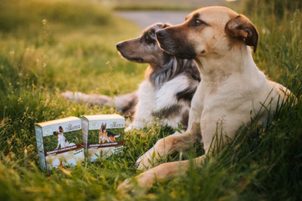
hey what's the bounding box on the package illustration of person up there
[54,126,75,150]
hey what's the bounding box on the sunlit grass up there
[0,0,301,200]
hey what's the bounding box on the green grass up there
[0,0,302,200]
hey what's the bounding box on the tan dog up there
[118,6,292,192]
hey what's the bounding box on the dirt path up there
[116,11,188,28]
[115,0,239,28]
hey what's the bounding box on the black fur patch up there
[152,105,181,118]
[150,56,200,88]
[183,60,201,82]
[176,86,197,102]
[181,111,189,128]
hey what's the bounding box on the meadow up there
[0,0,301,200]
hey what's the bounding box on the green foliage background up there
[0,0,301,200]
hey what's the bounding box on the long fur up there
[150,57,199,88]
[62,23,200,131]
[129,58,199,130]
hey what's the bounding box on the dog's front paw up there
[117,172,155,195]
[117,178,134,194]
[136,149,156,171]
[117,178,146,196]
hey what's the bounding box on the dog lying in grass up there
[62,23,200,131]
[117,6,293,192]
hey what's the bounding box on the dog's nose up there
[116,42,123,50]
[156,30,166,40]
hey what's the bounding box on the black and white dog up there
[62,23,200,131]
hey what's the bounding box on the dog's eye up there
[144,34,155,44]
[192,19,205,27]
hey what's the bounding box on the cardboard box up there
[35,117,84,170]
[82,114,125,162]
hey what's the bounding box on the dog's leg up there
[61,91,137,114]
[135,107,202,170]
[118,156,205,193]
[119,111,242,193]
[118,83,204,192]
[113,92,137,115]
[136,83,204,170]
[136,131,199,170]
[62,91,113,106]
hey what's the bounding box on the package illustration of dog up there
[82,114,125,162]
[98,123,110,144]
[62,23,201,131]
[35,117,84,170]
[98,123,120,144]
[53,126,76,150]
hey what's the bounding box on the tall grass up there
[0,0,112,32]
[0,0,142,159]
[245,0,302,18]
[0,0,301,200]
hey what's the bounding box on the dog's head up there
[156,6,258,60]
[116,23,171,65]
[100,123,106,132]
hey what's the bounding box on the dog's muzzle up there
[116,42,124,51]
[116,42,144,63]
[156,30,196,59]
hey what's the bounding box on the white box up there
[81,114,125,162]
[35,117,84,170]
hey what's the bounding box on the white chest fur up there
[126,74,192,130]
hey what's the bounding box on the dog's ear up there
[225,15,258,52]
[151,23,171,39]
[162,23,171,28]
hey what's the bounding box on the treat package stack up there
[35,117,84,170]
[81,114,125,162]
